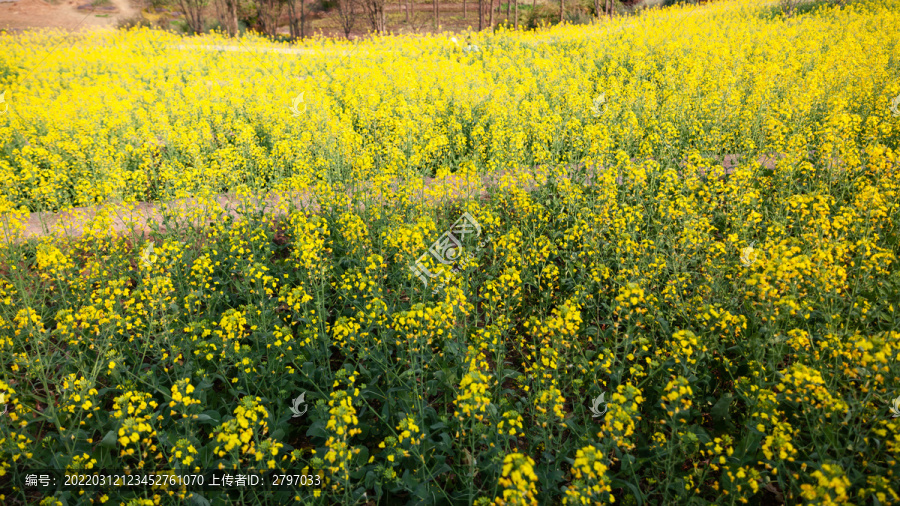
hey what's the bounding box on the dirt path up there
[109,0,134,18]
[2,153,788,245]
[168,43,368,55]
[0,0,135,32]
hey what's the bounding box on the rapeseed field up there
[1,0,900,504]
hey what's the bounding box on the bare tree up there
[463,0,467,19]
[178,0,207,33]
[255,0,284,37]
[336,0,355,38]
[286,0,306,39]
[215,0,239,36]
[433,0,438,31]
[514,0,517,28]
[479,0,484,30]
[559,0,564,24]
[488,0,494,28]
[362,0,386,32]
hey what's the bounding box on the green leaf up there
[611,478,644,506]
[196,410,221,425]
[99,430,117,449]
[711,393,733,422]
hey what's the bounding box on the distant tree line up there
[141,0,659,40]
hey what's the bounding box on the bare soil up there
[0,0,136,31]
[3,154,790,244]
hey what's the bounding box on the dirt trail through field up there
[1,153,792,245]
[109,0,134,18]
[0,0,134,31]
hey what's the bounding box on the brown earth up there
[2,153,792,245]
[0,0,136,32]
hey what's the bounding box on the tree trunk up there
[478,0,483,30]
[364,0,385,33]
[488,0,494,29]
[287,0,297,38]
[559,0,564,24]
[257,0,283,37]
[594,0,599,18]
[228,0,239,36]
[338,0,355,38]
[463,0,467,19]
[301,0,305,37]
[433,0,438,31]
[179,0,204,33]
[514,0,517,28]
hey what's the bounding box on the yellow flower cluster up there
[777,363,849,415]
[396,416,423,447]
[493,451,539,506]
[660,376,693,422]
[454,350,494,426]
[391,301,455,351]
[722,465,762,503]
[761,420,798,462]
[255,438,284,469]
[0,380,31,478]
[337,211,369,256]
[172,438,199,469]
[168,378,201,416]
[211,396,269,461]
[533,386,566,427]
[67,453,98,471]
[58,374,99,416]
[112,391,158,461]
[214,308,249,357]
[496,410,524,438]
[597,383,643,454]
[799,463,851,505]
[563,445,614,505]
[290,213,332,276]
[316,372,363,491]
